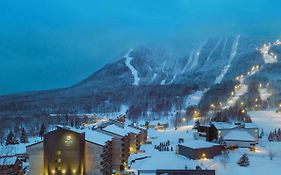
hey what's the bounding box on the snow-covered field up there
[249,110,281,134]
[130,118,281,175]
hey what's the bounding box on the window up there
[56,150,62,155]
[57,158,61,163]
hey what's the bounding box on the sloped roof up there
[56,125,85,134]
[224,130,255,141]
[0,157,18,166]
[125,126,141,134]
[211,122,258,130]
[57,125,113,146]
[85,129,113,146]
[102,124,130,136]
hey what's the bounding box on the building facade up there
[44,127,85,175]
[177,140,222,160]
[94,125,130,173]
[27,126,114,175]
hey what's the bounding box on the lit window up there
[57,158,61,163]
[56,150,61,155]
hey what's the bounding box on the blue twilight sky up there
[0,0,281,95]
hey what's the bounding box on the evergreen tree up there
[39,123,46,139]
[237,154,250,167]
[6,131,16,145]
[268,132,274,141]
[20,128,28,143]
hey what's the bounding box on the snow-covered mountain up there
[0,36,280,119]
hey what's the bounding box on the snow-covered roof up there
[57,125,113,146]
[179,140,219,149]
[243,123,258,129]
[126,126,141,134]
[102,124,130,136]
[85,129,113,146]
[211,122,236,129]
[224,130,255,142]
[0,145,26,156]
[56,125,85,134]
[211,122,258,130]
[0,157,18,166]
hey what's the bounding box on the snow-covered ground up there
[130,118,281,175]
[259,87,272,101]
[226,65,260,107]
[125,49,140,86]
[185,89,208,108]
[249,110,281,134]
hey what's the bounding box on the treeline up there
[268,129,281,142]
[0,84,197,120]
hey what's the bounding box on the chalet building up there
[176,140,222,160]
[26,125,113,175]
[197,122,259,148]
[0,156,23,175]
[0,145,28,163]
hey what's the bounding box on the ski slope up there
[125,49,140,86]
[249,111,281,133]
[185,89,208,108]
[215,35,240,84]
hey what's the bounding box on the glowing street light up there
[241,109,246,114]
[182,118,186,122]
[256,65,260,69]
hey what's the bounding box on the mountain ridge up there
[0,36,280,119]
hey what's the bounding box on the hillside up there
[0,36,280,120]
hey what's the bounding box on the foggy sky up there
[1,0,281,95]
